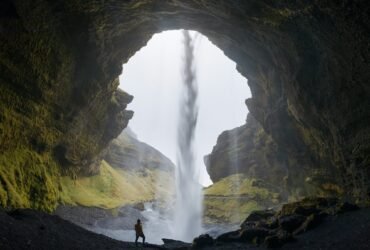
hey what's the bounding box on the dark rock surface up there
[205,113,297,200]
[241,210,276,229]
[162,239,191,249]
[215,197,368,248]
[192,234,214,248]
[1,200,370,250]
[205,112,341,201]
[280,208,370,250]
[0,209,162,250]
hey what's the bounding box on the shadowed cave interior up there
[0,0,369,249]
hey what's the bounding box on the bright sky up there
[119,30,251,186]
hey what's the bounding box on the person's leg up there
[142,234,145,244]
[135,235,139,246]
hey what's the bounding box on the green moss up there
[59,160,174,209]
[0,148,60,212]
[204,197,262,224]
[204,174,280,224]
[204,174,274,199]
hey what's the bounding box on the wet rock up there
[216,230,241,242]
[239,228,271,242]
[294,213,327,235]
[278,214,306,232]
[162,239,190,249]
[337,202,360,213]
[280,197,339,216]
[264,231,294,248]
[241,210,276,229]
[192,234,214,248]
[217,200,369,249]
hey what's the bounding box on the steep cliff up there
[59,128,175,209]
[0,0,369,210]
[205,113,337,200]
[105,128,174,172]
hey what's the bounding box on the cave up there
[0,1,369,249]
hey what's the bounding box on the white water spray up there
[174,30,203,242]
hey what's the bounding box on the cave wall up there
[205,113,338,201]
[0,0,369,209]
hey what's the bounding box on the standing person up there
[134,219,145,246]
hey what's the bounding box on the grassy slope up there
[203,174,280,224]
[59,160,174,209]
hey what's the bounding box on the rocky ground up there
[1,198,369,250]
[0,209,157,250]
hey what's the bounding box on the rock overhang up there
[0,0,369,208]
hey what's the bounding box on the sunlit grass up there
[203,174,280,224]
[60,160,174,209]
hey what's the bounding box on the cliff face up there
[0,0,369,209]
[60,128,175,209]
[105,128,174,172]
[205,113,337,200]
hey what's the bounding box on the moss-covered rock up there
[203,174,281,224]
[0,148,60,212]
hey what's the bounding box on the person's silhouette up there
[134,219,145,246]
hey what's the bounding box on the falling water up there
[174,30,203,241]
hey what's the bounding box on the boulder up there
[241,210,276,229]
[216,230,241,243]
[162,238,191,249]
[264,231,294,248]
[278,214,306,233]
[337,202,360,213]
[239,228,271,242]
[280,197,340,217]
[192,234,214,248]
[293,213,327,235]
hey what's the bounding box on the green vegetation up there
[0,148,60,212]
[0,85,62,212]
[203,174,280,224]
[205,174,277,199]
[60,160,174,209]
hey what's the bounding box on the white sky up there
[119,30,251,186]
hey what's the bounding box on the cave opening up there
[103,30,252,243]
[1,1,369,248]
[119,30,251,186]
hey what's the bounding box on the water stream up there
[173,30,203,242]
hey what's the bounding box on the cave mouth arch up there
[0,1,367,215]
[118,29,252,186]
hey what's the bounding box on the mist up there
[119,30,251,186]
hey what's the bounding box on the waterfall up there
[173,30,203,242]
